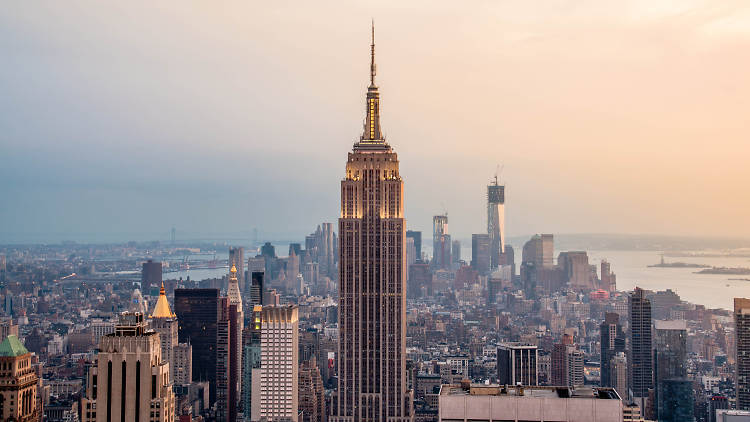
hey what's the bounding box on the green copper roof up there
[0,335,28,357]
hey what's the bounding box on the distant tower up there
[433,214,451,270]
[487,173,505,269]
[736,298,750,410]
[81,312,174,422]
[600,313,626,388]
[141,259,162,297]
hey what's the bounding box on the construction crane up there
[493,164,504,185]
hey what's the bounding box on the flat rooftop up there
[440,384,621,400]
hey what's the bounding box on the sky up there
[1,1,749,244]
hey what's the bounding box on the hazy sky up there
[2,1,749,243]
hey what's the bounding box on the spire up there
[360,20,384,144]
[230,263,238,281]
[370,19,376,87]
[151,281,175,318]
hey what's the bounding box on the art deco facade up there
[332,26,413,422]
[0,335,38,422]
[81,312,174,422]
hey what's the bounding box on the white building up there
[253,305,298,422]
[439,384,623,422]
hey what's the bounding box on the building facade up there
[497,343,538,386]
[629,287,653,404]
[257,305,299,422]
[736,298,750,410]
[332,25,413,422]
[487,179,505,270]
[81,312,174,422]
[0,335,38,422]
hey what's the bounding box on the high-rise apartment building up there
[141,259,162,297]
[629,287,653,406]
[471,234,491,276]
[81,312,174,422]
[497,343,538,386]
[600,313,626,388]
[256,305,299,422]
[175,288,219,404]
[487,178,505,269]
[0,335,38,422]
[332,25,413,421]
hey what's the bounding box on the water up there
[588,250,750,310]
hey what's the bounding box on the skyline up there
[3,1,750,244]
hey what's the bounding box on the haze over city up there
[3,1,750,243]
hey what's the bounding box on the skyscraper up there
[141,259,162,297]
[249,271,264,306]
[629,287,653,405]
[81,312,174,422]
[736,298,750,410]
[600,312,626,388]
[451,239,461,265]
[227,265,244,406]
[653,319,690,421]
[406,230,422,262]
[432,214,451,270]
[256,305,299,422]
[332,24,413,421]
[150,282,181,386]
[487,177,505,270]
[229,246,245,292]
[471,234,491,276]
[174,288,219,403]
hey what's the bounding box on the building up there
[255,305,299,422]
[629,287,653,404]
[332,25,413,422]
[438,384,623,422]
[433,215,451,271]
[298,359,325,422]
[600,312,625,388]
[520,234,554,298]
[406,231,422,262]
[174,288,219,404]
[173,342,192,385]
[408,263,432,299]
[551,335,583,388]
[497,343,538,386]
[242,305,262,420]
[736,298,750,410]
[451,240,461,265]
[487,178,505,270]
[557,251,593,290]
[229,247,245,292]
[471,234,491,276]
[249,272,265,307]
[216,296,239,422]
[653,319,689,421]
[0,319,19,343]
[141,259,162,297]
[710,395,729,422]
[227,265,244,405]
[601,260,617,292]
[0,335,38,422]
[610,352,628,399]
[716,410,750,421]
[81,312,174,422]
[150,282,180,386]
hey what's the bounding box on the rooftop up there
[0,335,29,357]
[440,384,621,401]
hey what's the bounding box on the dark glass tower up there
[174,288,219,403]
[629,287,653,401]
[332,24,413,422]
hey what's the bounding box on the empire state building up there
[332,25,413,422]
